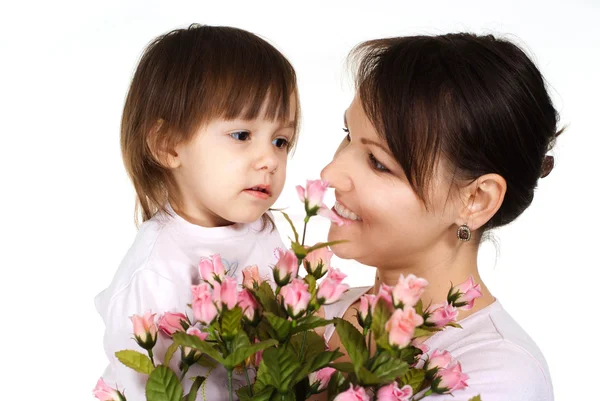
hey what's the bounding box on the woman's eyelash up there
[369,153,389,172]
[343,127,350,141]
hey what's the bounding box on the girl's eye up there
[230,131,250,141]
[343,127,350,142]
[369,153,389,172]
[272,137,289,149]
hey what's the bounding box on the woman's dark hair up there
[350,33,562,231]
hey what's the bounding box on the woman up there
[320,33,558,400]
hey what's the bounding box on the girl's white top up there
[95,205,285,401]
[323,286,553,401]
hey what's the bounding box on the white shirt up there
[324,287,553,401]
[95,206,285,401]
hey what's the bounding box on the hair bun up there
[540,155,554,178]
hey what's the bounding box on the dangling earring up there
[457,224,471,242]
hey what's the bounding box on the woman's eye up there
[272,137,289,149]
[230,131,250,141]
[369,153,389,172]
[343,127,350,142]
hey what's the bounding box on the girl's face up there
[170,99,296,227]
[321,96,462,269]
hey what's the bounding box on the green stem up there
[243,364,253,397]
[227,369,233,401]
[413,389,433,401]
[180,364,189,381]
[301,216,309,246]
[367,330,372,357]
[148,349,155,366]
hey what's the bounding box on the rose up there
[213,276,238,311]
[191,283,218,324]
[425,349,455,374]
[308,367,336,392]
[242,264,261,289]
[273,248,299,286]
[449,276,483,310]
[317,267,349,304]
[376,381,413,401]
[280,278,311,318]
[391,274,428,308]
[332,384,370,401]
[158,312,189,336]
[130,311,158,350]
[426,303,458,327]
[182,326,209,364]
[376,283,395,311]
[304,246,333,279]
[432,362,469,394]
[198,254,226,286]
[92,378,126,401]
[385,306,424,348]
[297,179,328,213]
[357,294,377,329]
[238,289,260,324]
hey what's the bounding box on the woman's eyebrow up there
[361,138,393,157]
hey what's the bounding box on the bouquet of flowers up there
[94,180,482,401]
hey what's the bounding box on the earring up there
[457,224,472,242]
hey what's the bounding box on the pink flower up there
[214,276,238,310]
[308,367,336,392]
[297,179,328,212]
[192,283,218,324]
[238,289,260,323]
[93,378,126,401]
[130,311,158,350]
[385,306,424,348]
[303,246,334,278]
[273,248,299,286]
[426,349,455,371]
[157,312,188,337]
[280,278,311,318]
[426,303,458,327]
[411,339,430,354]
[376,283,395,312]
[451,276,483,310]
[376,381,413,401]
[332,384,370,401]
[317,206,347,226]
[358,294,377,328]
[198,254,226,286]
[181,326,209,364]
[391,274,428,308]
[317,267,349,304]
[242,265,261,289]
[432,362,469,394]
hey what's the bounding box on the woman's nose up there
[320,153,353,192]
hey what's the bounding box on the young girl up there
[95,24,299,400]
[319,33,560,400]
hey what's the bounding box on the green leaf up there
[221,307,243,339]
[327,371,348,400]
[468,396,482,401]
[291,331,326,363]
[265,312,292,341]
[293,349,344,385]
[182,376,205,401]
[257,346,301,393]
[291,316,332,335]
[413,326,441,339]
[414,300,424,315]
[255,282,283,316]
[163,341,179,367]
[370,352,409,382]
[371,299,392,349]
[334,318,368,374]
[279,211,299,243]
[145,365,183,401]
[304,274,317,296]
[357,366,385,386]
[224,338,278,369]
[329,362,355,373]
[173,332,224,364]
[400,369,426,394]
[115,350,154,375]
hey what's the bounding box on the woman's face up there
[320,96,461,269]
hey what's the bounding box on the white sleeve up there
[423,341,553,401]
[99,270,188,401]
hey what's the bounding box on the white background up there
[1,0,599,399]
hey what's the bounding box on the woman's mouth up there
[333,201,362,221]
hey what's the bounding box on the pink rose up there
[297,179,328,211]
[376,284,395,312]
[92,378,126,401]
[273,248,299,286]
[238,289,260,323]
[198,254,226,286]
[332,384,370,401]
[376,381,413,401]
[432,362,469,394]
[280,278,311,318]
[242,265,261,289]
[411,339,430,354]
[213,276,238,311]
[182,326,209,361]
[426,349,455,371]
[308,367,336,392]
[158,312,189,337]
[304,246,334,278]
[391,274,428,308]
[426,303,458,327]
[451,276,483,310]
[130,311,158,350]
[192,283,218,324]
[317,206,347,226]
[358,294,377,328]
[385,306,424,348]
[317,267,349,304]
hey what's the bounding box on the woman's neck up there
[371,242,496,320]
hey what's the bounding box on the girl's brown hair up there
[121,24,299,226]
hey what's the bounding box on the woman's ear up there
[146,119,181,169]
[456,174,507,231]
